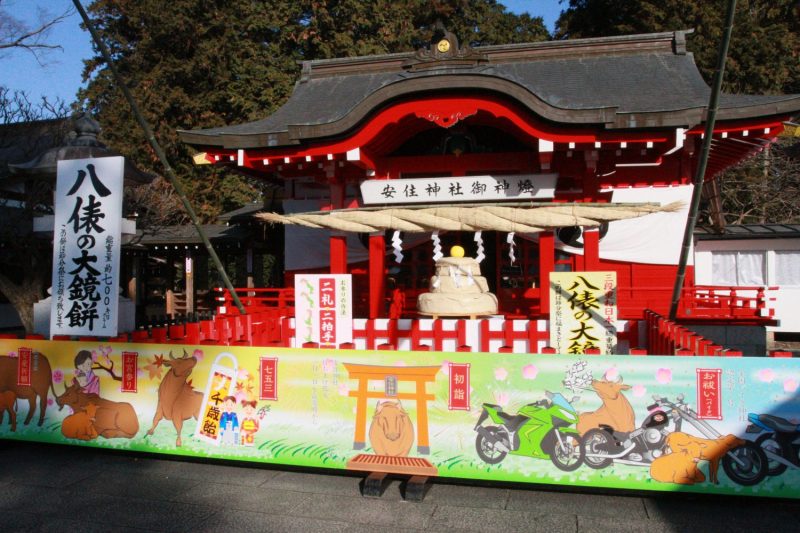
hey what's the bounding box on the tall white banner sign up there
[51,157,124,337]
[294,274,353,347]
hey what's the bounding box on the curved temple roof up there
[179,30,800,150]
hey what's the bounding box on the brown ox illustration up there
[56,383,139,438]
[369,401,414,457]
[146,350,203,447]
[577,378,635,436]
[61,402,99,441]
[650,431,746,485]
[0,390,17,432]
[0,354,56,426]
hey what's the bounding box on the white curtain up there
[775,251,800,286]
[556,185,693,265]
[736,252,765,286]
[712,252,737,285]
[712,251,765,286]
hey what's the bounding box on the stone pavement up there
[0,441,797,532]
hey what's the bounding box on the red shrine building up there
[179,30,800,355]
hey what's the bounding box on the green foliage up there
[556,0,800,224]
[79,1,548,225]
[555,0,800,95]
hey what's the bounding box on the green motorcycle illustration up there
[474,391,584,471]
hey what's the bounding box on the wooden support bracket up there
[360,471,390,498]
[402,475,431,502]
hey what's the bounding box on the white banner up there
[294,274,353,347]
[51,157,124,337]
[360,174,557,204]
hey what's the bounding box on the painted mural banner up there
[550,271,617,354]
[1,339,799,498]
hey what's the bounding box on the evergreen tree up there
[555,0,799,95]
[556,0,800,224]
[79,1,548,225]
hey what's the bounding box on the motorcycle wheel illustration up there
[581,428,614,469]
[475,426,508,464]
[755,433,789,476]
[721,442,769,486]
[549,431,584,471]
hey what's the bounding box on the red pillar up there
[329,179,347,274]
[330,234,347,274]
[584,228,600,271]
[369,233,386,319]
[539,231,555,315]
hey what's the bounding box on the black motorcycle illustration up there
[746,412,800,476]
[582,405,670,468]
[583,394,768,486]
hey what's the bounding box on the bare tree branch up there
[0,3,73,64]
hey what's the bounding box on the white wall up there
[694,237,800,333]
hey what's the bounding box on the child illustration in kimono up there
[219,396,240,445]
[240,400,260,446]
[73,350,100,395]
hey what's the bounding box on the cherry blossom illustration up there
[655,368,672,384]
[522,364,538,380]
[757,368,775,383]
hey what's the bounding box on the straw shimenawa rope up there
[257,202,684,233]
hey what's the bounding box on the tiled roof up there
[134,224,252,246]
[180,31,800,149]
[695,224,800,240]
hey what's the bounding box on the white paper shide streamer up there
[506,232,516,265]
[474,231,485,263]
[432,230,443,262]
[391,230,403,263]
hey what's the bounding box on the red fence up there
[645,309,743,356]
[678,285,776,322]
[213,287,295,316]
[210,284,774,325]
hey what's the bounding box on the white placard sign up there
[51,157,124,337]
[360,174,557,205]
[294,274,353,347]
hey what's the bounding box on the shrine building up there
[178,30,800,355]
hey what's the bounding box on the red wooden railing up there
[18,311,792,357]
[677,285,776,322]
[213,287,295,316]
[645,309,742,356]
[211,283,774,325]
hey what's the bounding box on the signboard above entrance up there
[360,174,558,205]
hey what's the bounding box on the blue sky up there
[2,0,564,107]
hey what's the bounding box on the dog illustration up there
[369,400,414,457]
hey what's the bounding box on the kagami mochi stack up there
[417,246,498,317]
